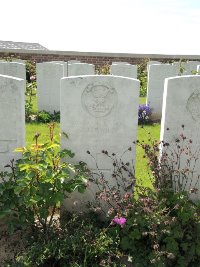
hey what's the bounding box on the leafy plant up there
[7,212,124,267]
[86,148,135,218]
[115,188,200,267]
[137,59,149,97]
[25,80,37,122]
[37,110,60,123]
[25,60,36,82]
[87,128,200,266]
[0,123,89,235]
[2,125,200,267]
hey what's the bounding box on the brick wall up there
[0,49,200,67]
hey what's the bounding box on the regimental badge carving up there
[81,83,118,117]
[186,90,200,121]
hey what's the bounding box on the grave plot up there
[60,75,139,212]
[160,75,200,201]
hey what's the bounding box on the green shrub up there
[37,110,60,123]
[138,60,148,97]
[36,110,51,123]
[25,81,37,122]
[115,189,200,266]
[9,213,123,267]
[2,126,200,267]
[25,60,36,77]
[0,124,88,235]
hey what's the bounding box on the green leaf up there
[60,149,75,158]
[130,229,141,240]
[0,208,12,218]
[121,237,132,250]
[78,185,86,193]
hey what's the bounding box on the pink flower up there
[111,217,127,227]
[30,75,36,81]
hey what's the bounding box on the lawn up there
[135,123,160,187]
[139,96,146,104]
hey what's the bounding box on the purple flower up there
[138,103,152,124]
[111,217,127,227]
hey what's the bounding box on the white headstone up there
[110,63,137,79]
[61,75,139,212]
[36,62,64,113]
[146,64,179,120]
[160,75,200,200]
[147,61,161,71]
[0,62,26,81]
[0,75,25,171]
[64,63,95,77]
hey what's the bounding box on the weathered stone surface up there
[0,62,26,81]
[0,75,25,171]
[160,75,200,200]
[110,63,137,78]
[146,64,179,120]
[60,75,139,212]
[64,63,95,77]
[147,61,161,71]
[36,62,64,113]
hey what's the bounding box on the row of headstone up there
[36,61,137,113]
[147,61,200,120]
[61,73,200,211]
[36,62,96,113]
[0,72,140,213]
[0,68,200,209]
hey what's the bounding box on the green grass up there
[135,123,160,187]
[139,97,146,104]
[26,123,60,147]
